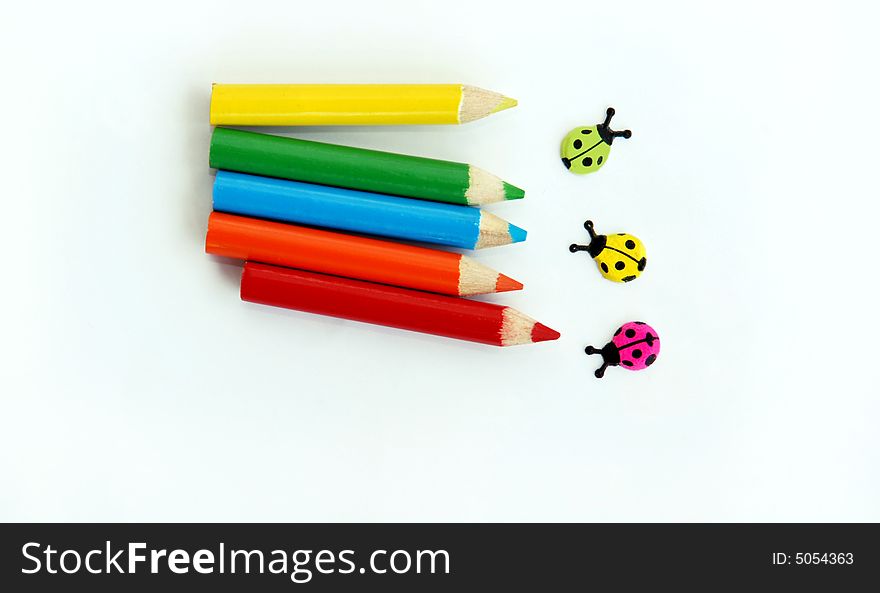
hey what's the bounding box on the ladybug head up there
[584,341,621,379]
[596,107,632,145]
[569,220,607,258]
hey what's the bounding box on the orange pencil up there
[205,212,523,296]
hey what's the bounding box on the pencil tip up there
[531,323,561,343]
[495,274,524,293]
[502,181,525,201]
[507,223,527,244]
[491,96,518,114]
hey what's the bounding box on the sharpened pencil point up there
[507,223,528,244]
[495,274,524,293]
[531,323,561,343]
[491,96,518,114]
[502,181,525,201]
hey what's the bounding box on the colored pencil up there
[209,84,517,126]
[206,212,523,296]
[240,263,560,347]
[209,128,524,206]
[212,171,527,250]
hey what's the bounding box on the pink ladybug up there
[585,321,660,378]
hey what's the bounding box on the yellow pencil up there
[209,84,518,126]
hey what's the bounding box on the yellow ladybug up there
[569,220,647,283]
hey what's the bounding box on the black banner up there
[1,524,876,590]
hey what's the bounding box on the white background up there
[2,0,878,521]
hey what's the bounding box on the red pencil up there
[241,263,560,347]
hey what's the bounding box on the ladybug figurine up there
[570,220,647,283]
[585,321,660,378]
[560,107,631,174]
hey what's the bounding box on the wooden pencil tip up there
[531,323,561,343]
[491,96,518,114]
[460,87,518,123]
[495,274,523,293]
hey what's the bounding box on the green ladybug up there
[561,107,632,174]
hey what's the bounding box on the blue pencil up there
[212,171,526,250]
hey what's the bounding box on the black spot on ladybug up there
[622,360,634,367]
[615,261,625,271]
[562,157,571,169]
[581,129,592,134]
[582,157,592,166]
[622,275,636,282]
[632,349,642,359]
[573,139,582,149]
[645,333,655,345]
[635,321,645,325]
[645,354,656,366]
[618,233,626,236]
[638,257,647,271]
[625,240,636,249]
[597,155,603,165]
[625,329,636,338]
[614,327,622,336]
[601,262,609,273]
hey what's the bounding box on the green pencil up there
[209,128,525,206]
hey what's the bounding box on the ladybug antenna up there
[568,220,597,253]
[602,107,616,128]
[569,220,606,257]
[584,345,609,379]
[583,219,598,239]
[599,107,632,144]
